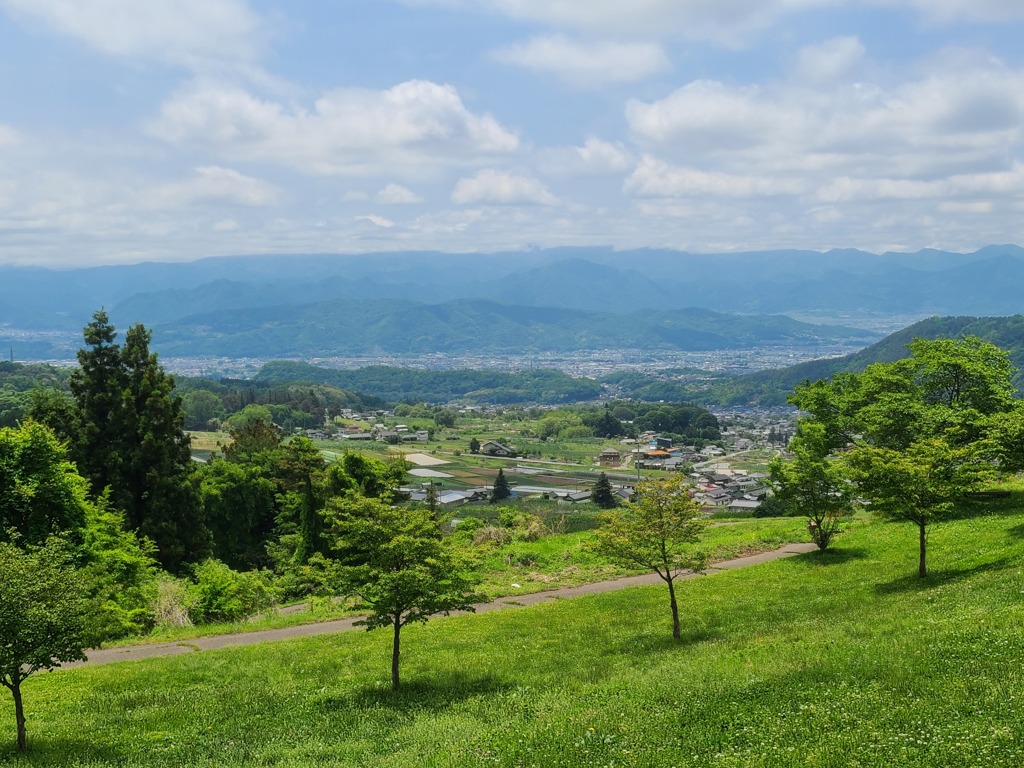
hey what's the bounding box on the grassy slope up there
[5,503,1024,766]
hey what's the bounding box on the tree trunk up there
[12,679,26,753]
[391,617,402,691]
[667,576,681,640]
[918,520,928,578]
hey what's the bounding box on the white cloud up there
[150,79,519,176]
[625,58,1024,180]
[376,183,424,204]
[874,0,1024,23]
[356,214,395,228]
[146,166,280,208]
[492,35,669,87]
[575,137,632,173]
[0,0,264,67]
[403,0,834,45]
[795,36,865,83]
[0,124,19,149]
[625,156,806,198]
[451,169,558,205]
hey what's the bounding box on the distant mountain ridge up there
[708,315,1024,405]
[2,245,1023,334]
[149,299,875,357]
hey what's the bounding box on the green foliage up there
[468,436,480,454]
[0,420,89,545]
[491,468,511,502]
[200,460,279,571]
[78,499,160,643]
[595,475,707,639]
[591,472,617,509]
[62,311,209,572]
[255,362,603,405]
[769,420,853,549]
[10,502,1024,765]
[328,497,482,689]
[846,438,995,577]
[0,537,88,752]
[186,560,277,625]
[789,336,1016,575]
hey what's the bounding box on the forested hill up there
[255,363,603,404]
[148,299,872,358]
[706,315,1024,405]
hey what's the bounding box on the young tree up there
[328,498,481,690]
[424,481,439,517]
[491,468,511,502]
[591,472,617,509]
[846,438,994,577]
[0,539,88,753]
[594,476,707,639]
[769,420,853,550]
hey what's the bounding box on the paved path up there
[74,542,818,668]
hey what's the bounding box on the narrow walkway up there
[74,542,818,668]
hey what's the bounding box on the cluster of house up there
[597,434,727,472]
[304,423,430,443]
[689,469,769,513]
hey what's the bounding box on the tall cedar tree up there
[491,467,511,502]
[591,472,618,508]
[69,311,209,572]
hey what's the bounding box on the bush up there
[152,576,193,629]
[187,560,277,624]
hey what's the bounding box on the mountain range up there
[2,245,1023,359]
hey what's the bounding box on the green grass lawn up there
[6,506,1024,766]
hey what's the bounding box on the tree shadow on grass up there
[874,556,1014,595]
[324,674,511,713]
[1006,523,1024,540]
[794,547,871,567]
[606,625,724,659]
[0,737,129,766]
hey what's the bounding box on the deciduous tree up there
[0,539,88,753]
[846,438,994,577]
[769,420,852,550]
[594,476,707,639]
[329,498,481,690]
[0,421,89,545]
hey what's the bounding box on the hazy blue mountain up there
[149,298,877,357]
[3,245,1023,350]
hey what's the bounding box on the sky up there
[2,1,1024,267]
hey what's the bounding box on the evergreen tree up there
[469,437,481,454]
[592,472,617,509]
[61,311,209,572]
[491,468,511,502]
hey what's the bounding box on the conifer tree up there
[491,467,511,502]
[62,310,209,572]
[592,471,617,509]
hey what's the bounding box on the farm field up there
[5,490,1023,766]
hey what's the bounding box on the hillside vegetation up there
[6,496,1024,766]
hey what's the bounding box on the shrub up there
[152,576,193,629]
[187,560,277,624]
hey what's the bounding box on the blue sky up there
[2,0,1024,266]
